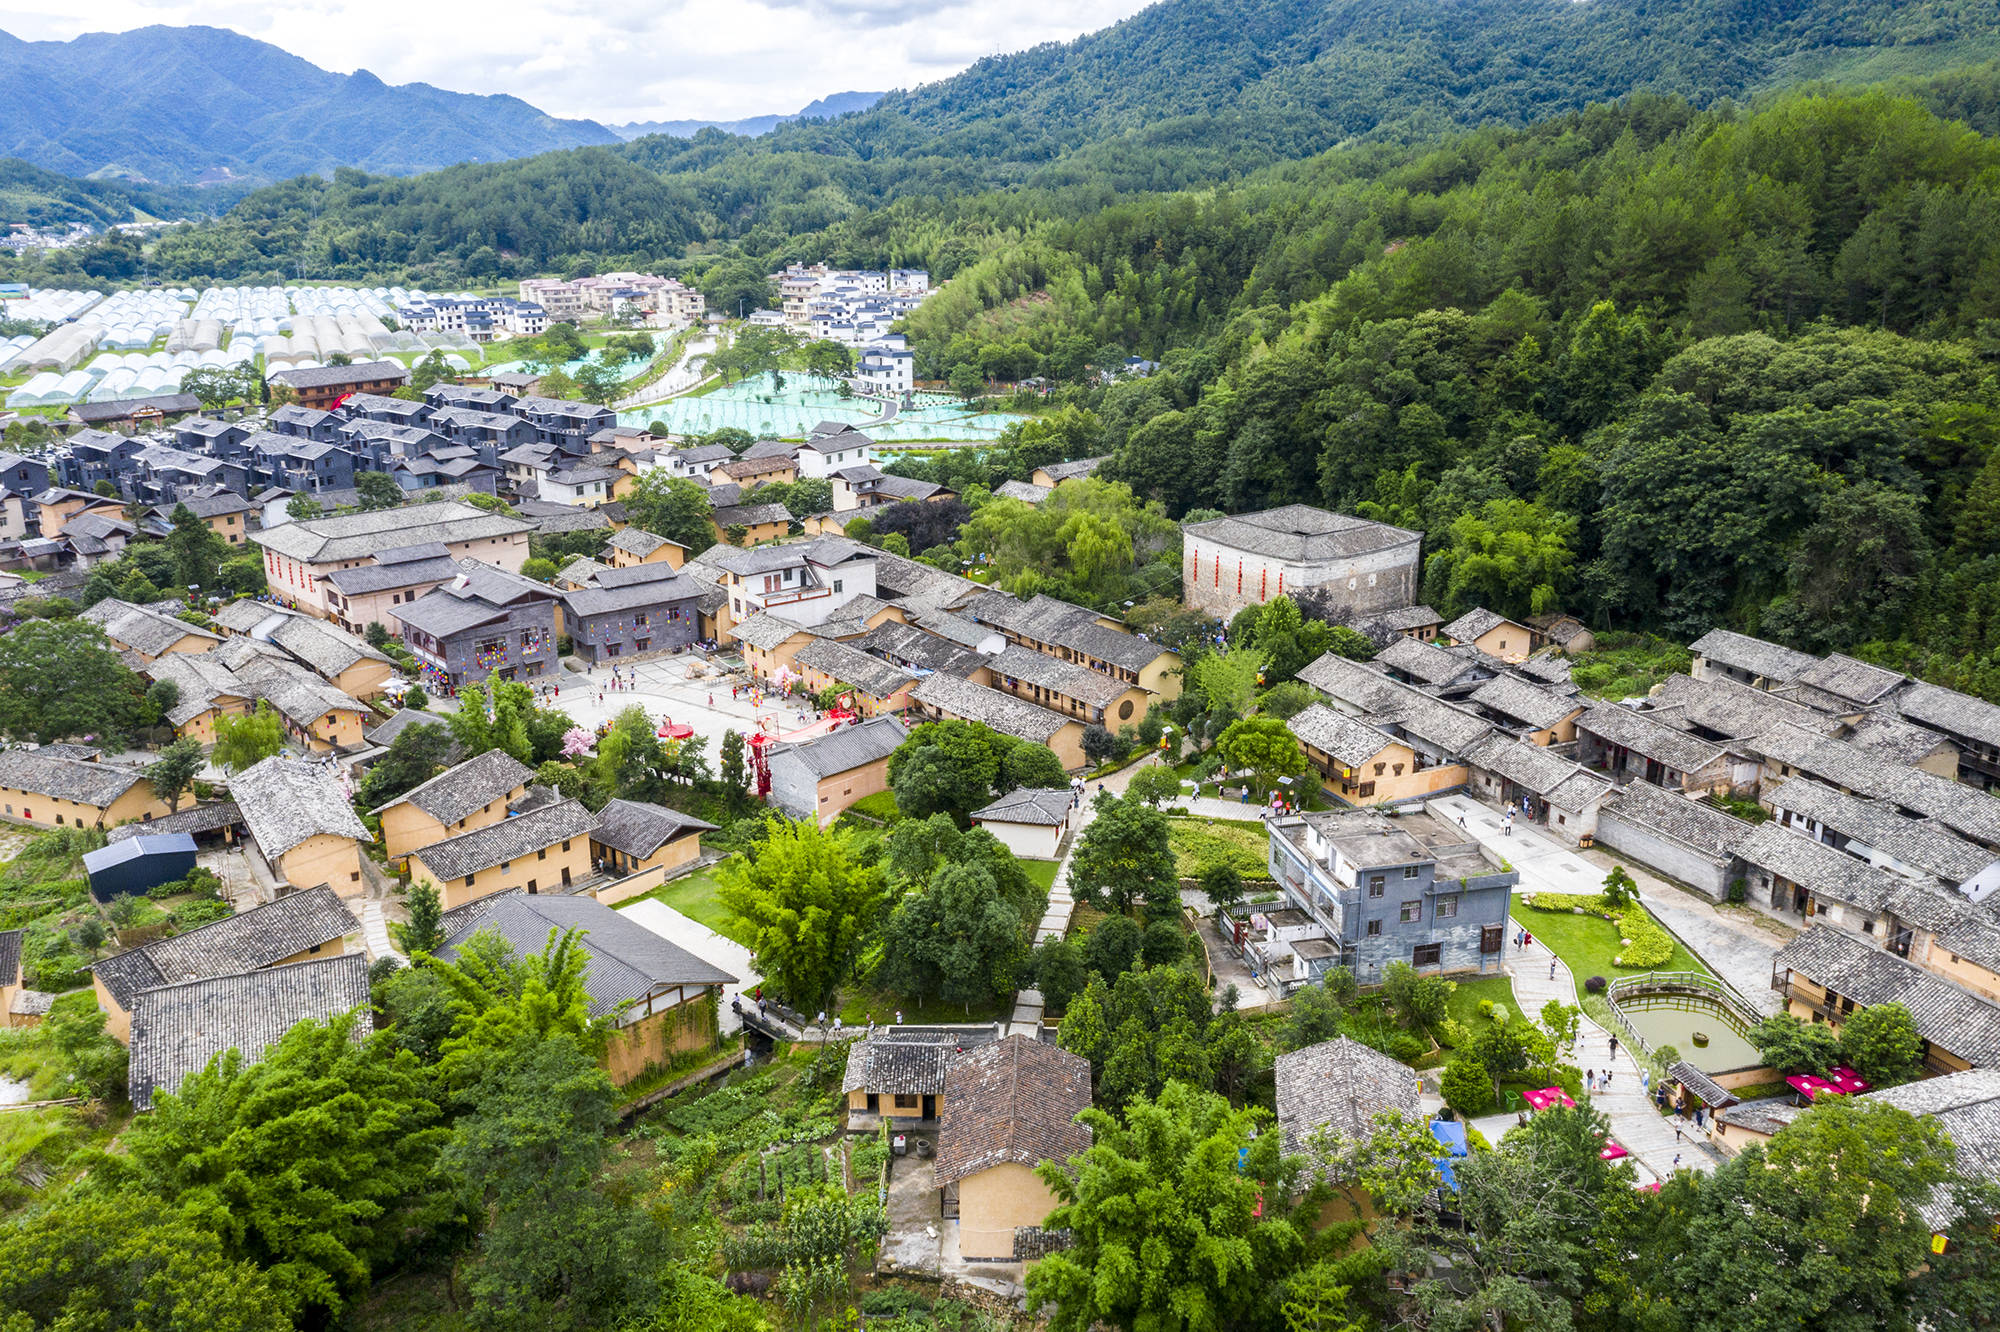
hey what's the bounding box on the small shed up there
[969,787,1076,860]
[82,833,198,903]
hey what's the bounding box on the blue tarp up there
[1431,1120,1470,1156]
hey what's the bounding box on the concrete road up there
[621,897,760,1034]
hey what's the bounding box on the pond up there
[1615,994,1763,1073]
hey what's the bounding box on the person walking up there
[1609,1034,1621,1060]
[1523,931,1533,949]
[1548,958,1557,981]
[1603,1068,1613,1088]
[1586,1069,1595,1093]
[893,1009,903,1025]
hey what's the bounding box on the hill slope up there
[612,91,885,141]
[0,25,622,184]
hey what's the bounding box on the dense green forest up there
[9,0,2000,280]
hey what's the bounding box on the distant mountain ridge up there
[0,25,622,185]
[612,91,885,141]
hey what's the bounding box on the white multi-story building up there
[857,343,914,395]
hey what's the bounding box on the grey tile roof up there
[145,652,254,726]
[79,598,219,658]
[1376,635,1483,687]
[1296,653,1495,756]
[1737,822,1904,912]
[605,528,678,557]
[1036,456,1107,484]
[1469,675,1583,731]
[935,1035,1093,1185]
[794,637,921,700]
[910,609,1003,650]
[1545,767,1616,813]
[739,438,799,461]
[841,1034,960,1095]
[1579,702,1732,775]
[1289,703,1400,768]
[128,952,371,1110]
[856,621,988,677]
[973,787,1074,827]
[439,893,732,1017]
[767,715,909,779]
[560,573,703,621]
[267,360,409,390]
[1895,682,2000,753]
[268,614,391,678]
[713,502,792,528]
[1441,607,1518,644]
[160,491,254,520]
[1463,732,1598,800]
[410,797,598,881]
[1664,1060,1739,1109]
[322,552,462,594]
[588,798,716,859]
[0,750,147,807]
[1275,1035,1422,1158]
[213,599,277,634]
[1690,629,1818,685]
[229,756,372,861]
[229,657,371,731]
[556,555,614,587]
[106,800,242,843]
[1182,505,1420,564]
[866,546,985,614]
[910,674,1072,745]
[994,480,1052,504]
[374,748,534,823]
[1765,778,1998,886]
[251,502,533,564]
[1775,925,2000,1065]
[988,644,1129,708]
[1750,723,2000,848]
[1598,780,1757,857]
[1838,710,1960,767]
[1716,1094,1803,1136]
[530,506,613,535]
[0,928,19,987]
[92,883,358,1010]
[731,612,811,651]
[1793,654,1904,707]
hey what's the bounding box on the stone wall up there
[1594,811,1734,901]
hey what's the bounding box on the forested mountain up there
[611,91,884,141]
[0,158,232,229]
[0,26,620,185]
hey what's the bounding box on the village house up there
[1289,703,1461,806]
[310,542,467,635]
[854,620,992,681]
[700,536,881,640]
[1465,675,1584,745]
[266,360,411,410]
[909,673,1088,772]
[1276,1035,1422,1220]
[970,787,1076,860]
[790,638,921,717]
[603,527,687,570]
[1575,703,1746,797]
[230,755,373,896]
[841,1028,998,1126]
[408,796,600,909]
[253,502,536,622]
[1526,613,1596,656]
[588,799,716,880]
[935,1035,1093,1263]
[142,651,255,744]
[222,605,398,700]
[1440,607,1533,663]
[985,644,1151,728]
[440,893,731,1085]
[79,598,221,664]
[960,592,1182,702]
[765,716,909,826]
[1771,926,2000,1075]
[152,490,256,547]
[90,884,358,1045]
[393,560,561,692]
[559,565,704,665]
[1593,780,1760,902]
[1688,628,1818,691]
[0,750,167,830]
[1181,504,1422,620]
[372,749,536,861]
[711,501,792,545]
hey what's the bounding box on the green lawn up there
[1024,859,1061,893]
[1514,891,1709,988]
[626,865,752,946]
[1444,974,1521,1034]
[1165,817,1270,878]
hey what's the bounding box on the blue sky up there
[0,0,1158,123]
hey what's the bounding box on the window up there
[893,1094,919,1110]
[1413,943,1442,966]
[538,848,547,861]
[1481,925,1504,954]
[1357,782,1376,797]
[562,840,571,852]
[1435,896,1459,919]
[1400,900,1421,923]
[476,636,505,658]
[1366,919,1382,937]
[833,579,843,594]
[465,875,476,887]
[350,871,360,882]
[527,879,537,893]
[633,612,649,629]
[1403,865,1420,879]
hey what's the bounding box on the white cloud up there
[0,0,1155,123]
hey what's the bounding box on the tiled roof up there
[410,797,598,881]
[1749,722,2000,847]
[439,893,733,1017]
[854,621,987,677]
[251,502,533,563]
[1469,675,1582,731]
[994,480,1052,505]
[605,528,679,557]
[1793,654,1904,707]
[127,952,371,1110]
[1766,778,1998,886]
[713,502,792,528]
[145,652,252,726]
[794,637,920,700]
[530,506,613,534]
[1664,1060,1739,1109]
[92,884,357,1010]
[731,612,812,651]
[80,598,219,657]
[1442,607,1517,644]
[935,1035,1092,1187]
[1598,780,1756,857]
[1037,456,1106,484]
[374,748,534,824]
[910,609,1003,650]
[1463,732,1596,800]
[1289,703,1400,768]
[268,360,409,389]
[1275,1035,1422,1158]
[588,798,716,859]
[0,750,147,807]
[1716,1095,1803,1136]
[767,716,909,779]
[973,787,1074,827]
[1578,703,1730,775]
[1183,505,1420,563]
[1775,925,2000,1065]
[1839,710,1960,767]
[268,614,391,677]
[1737,821,1904,912]
[106,800,241,843]
[0,928,19,987]
[561,571,703,620]
[1296,652,1495,756]
[364,708,451,748]
[1689,629,1817,685]
[841,1034,960,1095]
[910,674,1072,745]
[1376,634,1482,687]
[988,644,1129,708]
[1895,682,2000,753]
[229,756,371,861]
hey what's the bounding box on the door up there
[866,1093,879,1113]
[922,1095,936,1120]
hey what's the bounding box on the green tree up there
[144,736,205,813]
[211,702,287,773]
[0,619,139,746]
[1082,913,1144,981]
[1193,645,1267,719]
[948,363,984,402]
[1215,716,1309,795]
[1380,959,1452,1031]
[394,880,447,958]
[1032,937,1088,1014]
[887,719,1006,825]
[1027,1081,1310,1332]
[520,557,559,583]
[718,728,749,808]
[1600,864,1638,909]
[353,471,404,511]
[1440,1052,1496,1116]
[1070,791,1178,916]
[623,470,716,556]
[716,817,884,1012]
[878,860,1030,1011]
[1422,497,1576,620]
[427,926,610,1091]
[165,502,230,591]
[356,717,456,809]
[1837,1002,1926,1087]
[286,493,324,521]
[1125,763,1183,808]
[107,1015,448,1321]
[1200,862,1245,914]
[0,1190,288,1332]
[1748,1010,1844,1075]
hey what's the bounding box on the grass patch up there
[1514,891,1708,989]
[625,865,752,946]
[1569,633,1692,701]
[835,982,1008,1027]
[1444,974,1520,1036]
[1165,818,1270,878]
[848,791,900,823]
[1023,859,1061,893]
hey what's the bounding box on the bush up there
[1441,1054,1495,1116]
[169,898,233,932]
[1522,891,1675,969]
[1727,877,1748,906]
[1583,975,1606,994]
[849,791,901,824]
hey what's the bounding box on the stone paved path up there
[355,900,403,964]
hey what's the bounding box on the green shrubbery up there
[1521,890,1675,968]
